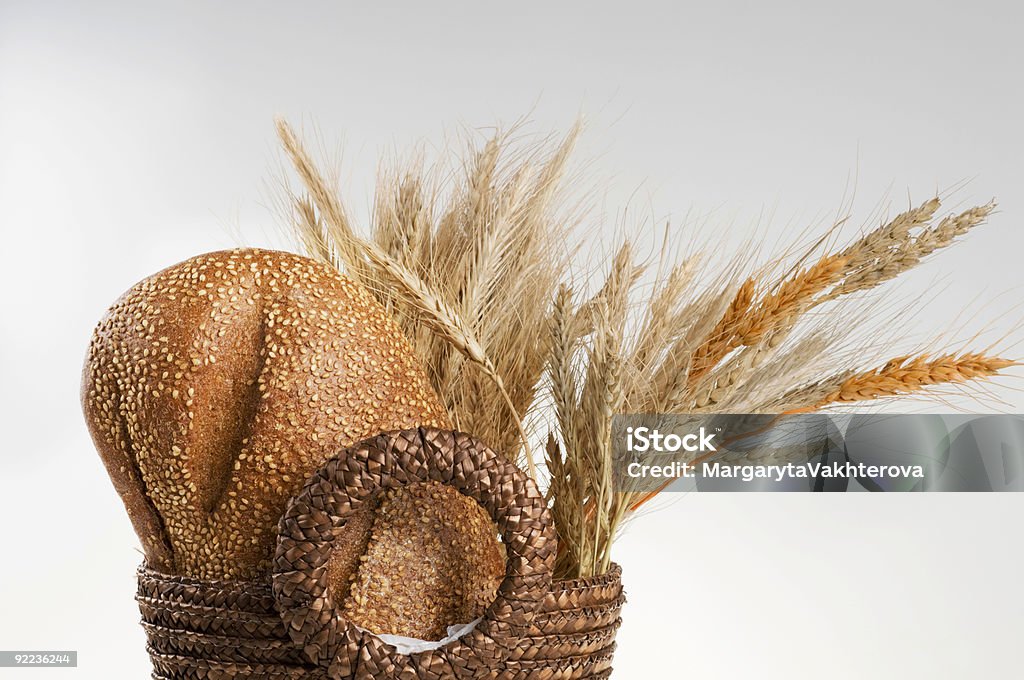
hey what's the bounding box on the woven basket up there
[138,428,624,679]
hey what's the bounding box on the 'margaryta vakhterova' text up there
[626,461,926,482]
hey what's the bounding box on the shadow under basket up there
[137,428,625,679]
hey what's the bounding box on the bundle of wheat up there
[274,118,1017,581]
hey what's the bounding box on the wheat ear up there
[686,277,755,387]
[361,243,538,477]
[825,199,994,300]
[795,353,1017,410]
[276,118,367,277]
[682,254,847,405]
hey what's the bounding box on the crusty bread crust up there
[338,480,506,639]
[83,249,467,581]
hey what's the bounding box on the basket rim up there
[137,559,622,599]
[547,562,623,592]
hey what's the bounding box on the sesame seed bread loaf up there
[83,249,503,637]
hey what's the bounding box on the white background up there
[1,2,1023,678]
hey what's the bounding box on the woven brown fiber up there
[137,428,624,679]
[138,563,623,678]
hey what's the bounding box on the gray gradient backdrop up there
[2,2,1023,678]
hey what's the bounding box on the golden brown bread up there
[338,481,505,640]
[82,248,503,636]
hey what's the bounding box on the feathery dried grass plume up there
[274,118,1017,579]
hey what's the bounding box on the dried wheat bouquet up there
[274,118,1018,581]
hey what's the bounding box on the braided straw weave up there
[137,428,623,679]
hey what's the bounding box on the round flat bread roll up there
[83,248,504,636]
[339,480,506,640]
